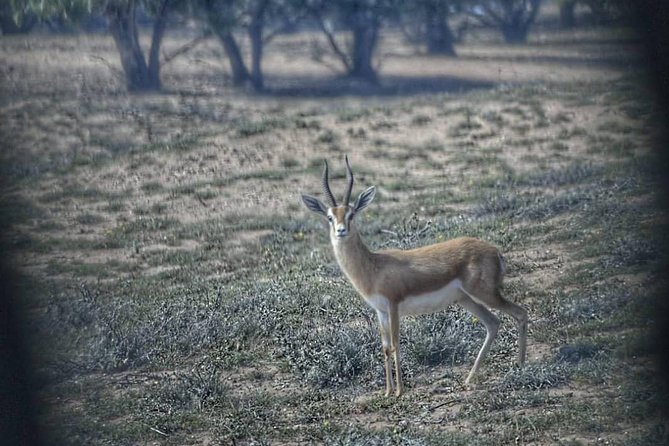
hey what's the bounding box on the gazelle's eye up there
[327,215,333,223]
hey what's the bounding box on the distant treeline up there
[1,0,633,92]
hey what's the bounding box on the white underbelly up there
[399,279,463,316]
[363,279,463,316]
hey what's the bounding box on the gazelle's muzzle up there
[335,225,348,238]
[330,207,352,239]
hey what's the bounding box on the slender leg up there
[389,303,404,397]
[376,310,393,397]
[458,292,500,385]
[495,294,528,366]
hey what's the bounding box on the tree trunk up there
[219,32,251,86]
[501,22,529,43]
[425,4,457,56]
[248,27,263,91]
[349,11,379,83]
[559,0,577,28]
[107,0,158,92]
[204,0,250,87]
[147,0,170,90]
[502,11,530,44]
[499,0,541,44]
[248,1,267,92]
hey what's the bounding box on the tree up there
[201,0,300,91]
[467,0,542,44]
[581,0,634,25]
[247,0,269,90]
[400,0,459,56]
[310,0,392,83]
[558,0,577,28]
[424,1,458,55]
[10,0,175,92]
[106,0,171,91]
[558,0,633,28]
[201,0,250,87]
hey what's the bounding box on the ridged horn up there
[343,155,354,206]
[321,159,337,207]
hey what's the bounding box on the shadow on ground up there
[257,75,496,98]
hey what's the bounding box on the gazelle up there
[301,157,528,397]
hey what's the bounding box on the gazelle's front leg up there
[377,310,393,397]
[389,303,404,396]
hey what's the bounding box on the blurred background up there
[0,0,643,95]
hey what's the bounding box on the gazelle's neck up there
[331,224,376,297]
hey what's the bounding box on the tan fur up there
[332,220,502,304]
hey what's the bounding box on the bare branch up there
[524,0,542,27]
[481,2,506,25]
[145,424,169,437]
[311,9,351,72]
[465,8,496,28]
[263,10,309,44]
[397,17,425,54]
[309,39,346,74]
[162,30,212,67]
[88,54,123,80]
[195,193,209,208]
[428,398,463,412]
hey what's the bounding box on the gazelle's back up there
[372,237,503,302]
[379,237,501,278]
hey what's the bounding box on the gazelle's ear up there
[301,194,328,216]
[353,186,376,213]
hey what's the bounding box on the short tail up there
[497,251,507,279]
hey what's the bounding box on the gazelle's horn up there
[322,160,337,207]
[343,155,354,206]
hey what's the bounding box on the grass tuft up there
[499,361,570,391]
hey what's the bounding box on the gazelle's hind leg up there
[493,291,528,366]
[457,293,500,385]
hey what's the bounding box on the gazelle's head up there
[301,156,376,241]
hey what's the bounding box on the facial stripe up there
[329,206,351,236]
